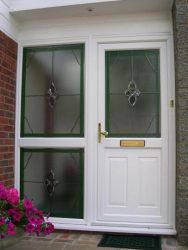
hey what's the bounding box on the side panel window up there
[21,44,84,137]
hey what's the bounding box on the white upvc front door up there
[96,41,171,227]
[17,36,175,233]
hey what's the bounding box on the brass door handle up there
[98,123,108,143]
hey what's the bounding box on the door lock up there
[98,123,108,143]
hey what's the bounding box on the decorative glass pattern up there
[20,149,84,219]
[125,80,141,107]
[46,82,59,108]
[105,50,160,137]
[21,44,84,137]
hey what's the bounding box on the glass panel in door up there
[21,149,84,219]
[20,44,85,220]
[21,44,84,137]
[105,50,160,137]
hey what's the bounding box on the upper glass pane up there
[106,50,160,138]
[21,44,84,137]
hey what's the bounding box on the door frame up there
[91,35,176,234]
[15,34,176,234]
[14,37,90,228]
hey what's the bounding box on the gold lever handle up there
[98,123,108,143]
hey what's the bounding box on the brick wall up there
[173,0,188,246]
[0,31,17,188]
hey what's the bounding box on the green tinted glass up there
[21,44,84,137]
[106,50,160,137]
[20,148,84,219]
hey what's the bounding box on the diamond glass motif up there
[46,82,59,108]
[125,80,141,107]
[44,169,59,196]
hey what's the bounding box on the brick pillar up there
[172,0,188,246]
[0,31,17,188]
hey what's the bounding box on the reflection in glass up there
[21,149,84,219]
[21,44,84,137]
[106,50,160,137]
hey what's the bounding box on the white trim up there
[52,222,176,235]
[0,0,18,41]
[10,0,120,12]
[18,138,86,148]
[166,35,176,229]
[14,42,23,191]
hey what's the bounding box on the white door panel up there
[97,148,168,224]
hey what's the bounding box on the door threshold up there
[53,223,176,235]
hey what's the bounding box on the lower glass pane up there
[20,148,84,219]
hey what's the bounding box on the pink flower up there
[13,213,22,222]
[23,199,33,210]
[28,216,37,224]
[35,224,42,236]
[7,228,16,236]
[0,189,7,200]
[25,209,32,218]
[0,183,5,190]
[32,207,39,214]
[25,223,35,234]
[8,208,22,222]
[8,208,19,216]
[36,217,43,224]
[8,222,15,229]
[0,217,5,225]
[0,182,54,238]
[37,210,43,217]
[43,222,54,235]
[7,222,16,235]
[6,188,19,206]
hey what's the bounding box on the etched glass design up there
[21,149,84,219]
[21,44,84,137]
[106,50,160,137]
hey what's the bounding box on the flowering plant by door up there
[0,183,54,238]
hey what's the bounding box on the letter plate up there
[120,140,145,147]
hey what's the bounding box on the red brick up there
[5,96,15,105]
[0,31,17,187]
[0,174,9,180]
[5,83,16,92]
[4,166,14,173]
[0,73,11,83]
[8,133,14,139]
[0,117,9,124]
[0,160,9,167]
[8,159,14,165]
[0,132,8,138]
[0,96,4,103]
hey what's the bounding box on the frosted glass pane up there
[106,50,160,137]
[21,44,84,136]
[21,149,84,219]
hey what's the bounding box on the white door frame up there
[96,41,168,225]
[91,36,176,234]
[15,34,176,234]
